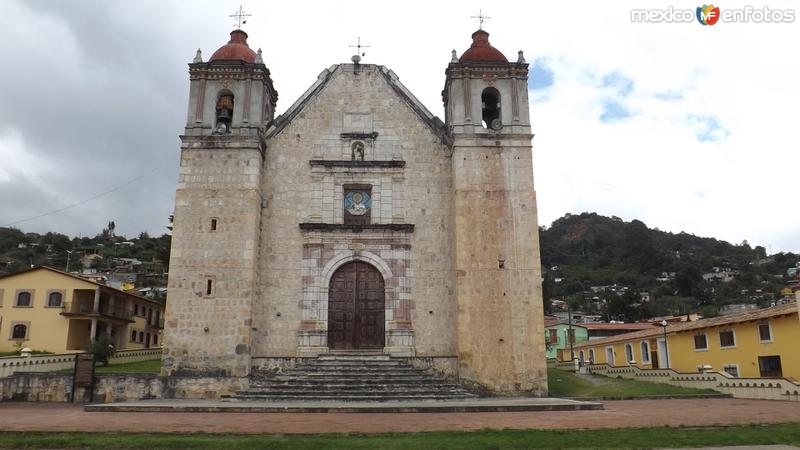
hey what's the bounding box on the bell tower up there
[162,29,278,377]
[444,29,547,394]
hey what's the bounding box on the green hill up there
[540,212,798,319]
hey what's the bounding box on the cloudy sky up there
[1,1,798,252]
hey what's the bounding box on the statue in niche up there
[351,141,365,161]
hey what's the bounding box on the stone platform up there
[84,397,603,413]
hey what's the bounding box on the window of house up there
[145,333,151,348]
[138,331,144,343]
[15,291,32,307]
[548,329,558,344]
[153,334,158,346]
[693,333,708,350]
[579,350,585,364]
[11,323,28,340]
[605,346,615,365]
[210,218,218,231]
[47,291,63,308]
[625,343,634,364]
[758,355,782,377]
[723,364,739,377]
[719,329,736,348]
[0,288,5,307]
[567,329,576,344]
[758,323,772,342]
[640,341,650,363]
[130,330,137,342]
[343,184,372,225]
[588,349,595,364]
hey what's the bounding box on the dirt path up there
[1,398,799,434]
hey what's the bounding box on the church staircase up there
[226,353,479,402]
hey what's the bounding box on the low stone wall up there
[0,353,76,379]
[0,372,248,403]
[109,348,162,365]
[588,364,800,402]
[0,349,163,379]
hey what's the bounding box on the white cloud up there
[0,0,797,252]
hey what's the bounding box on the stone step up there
[318,354,390,361]
[266,372,435,382]
[290,365,417,372]
[236,390,475,398]
[239,385,470,393]
[226,394,476,402]
[252,379,451,387]
[301,360,406,367]
[255,369,422,378]
[231,355,477,403]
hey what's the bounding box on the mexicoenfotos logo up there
[631,5,795,23]
[697,4,721,25]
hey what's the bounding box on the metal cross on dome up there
[229,5,251,29]
[349,37,370,57]
[471,9,491,30]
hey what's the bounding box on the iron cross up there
[229,5,251,29]
[471,9,491,30]
[349,37,370,57]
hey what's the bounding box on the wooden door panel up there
[328,261,385,350]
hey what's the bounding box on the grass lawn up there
[95,359,161,374]
[0,424,798,449]
[547,367,719,398]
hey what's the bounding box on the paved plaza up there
[1,398,799,434]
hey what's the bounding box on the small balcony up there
[61,302,134,323]
[145,317,165,329]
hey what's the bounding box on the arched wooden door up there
[328,261,385,350]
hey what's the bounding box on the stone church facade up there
[163,27,547,395]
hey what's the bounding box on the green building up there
[545,322,589,360]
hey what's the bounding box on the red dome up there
[209,30,257,63]
[459,30,508,64]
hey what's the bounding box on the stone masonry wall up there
[451,135,547,395]
[0,373,248,403]
[252,65,455,358]
[163,138,263,377]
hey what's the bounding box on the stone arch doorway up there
[328,261,385,350]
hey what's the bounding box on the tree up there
[675,265,702,297]
[87,334,116,366]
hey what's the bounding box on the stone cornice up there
[299,223,415,233]
[309,160,405,169]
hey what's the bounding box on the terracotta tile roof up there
[209,30,257,63]
[672,301,798,333]
[459,30,509,64]
[0,266,162,306]
[581,323,658,331]
[574,301,798,348]
[543,316,561,327]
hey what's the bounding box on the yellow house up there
[0,266,165,354]
[573,302,800,381]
